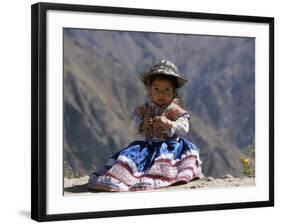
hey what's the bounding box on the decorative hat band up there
[139,60,188,88]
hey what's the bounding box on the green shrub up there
[240,140,255,177]
[63,161,75,178]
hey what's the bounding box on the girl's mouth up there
[158,99,165,102]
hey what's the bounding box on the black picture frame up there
[31,2,274,222]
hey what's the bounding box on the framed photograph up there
[31,2,274,222]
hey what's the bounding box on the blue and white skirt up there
[88,138,203,192]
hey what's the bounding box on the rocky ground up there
[64,175,255,196]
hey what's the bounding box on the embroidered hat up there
[139,60,188,88]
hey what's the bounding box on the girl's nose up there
[158,91,165,96]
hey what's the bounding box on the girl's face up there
[149,79,176,106]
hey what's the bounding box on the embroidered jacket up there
[131,99,190,141]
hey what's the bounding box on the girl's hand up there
[153,116,173,130]
[139,118,152,132]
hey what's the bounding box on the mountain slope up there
[63,28,254,177]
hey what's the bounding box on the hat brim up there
[139,71,188,88]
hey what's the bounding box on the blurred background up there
[63,28,255,178]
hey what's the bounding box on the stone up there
[223,174,234,179]
[206,176,215,181]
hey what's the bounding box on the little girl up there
[88,60,203,192]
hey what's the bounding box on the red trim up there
[105,173,131,187]
[144,174,176,182]
[107,166,137,186]
[155,155,197,167]
[145,166,194,181]
[93,155,201,191]
[130,176,191,192]
[114,161,136,176]
[106,158,197,178]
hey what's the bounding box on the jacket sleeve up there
[166,114,190,137]
[129,105,144,134]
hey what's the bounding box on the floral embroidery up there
[132,99,190,141]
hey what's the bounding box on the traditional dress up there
[88,99,203,192]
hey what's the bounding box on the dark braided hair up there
[148,74,179,89]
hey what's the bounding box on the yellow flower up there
[244,159,250,165]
